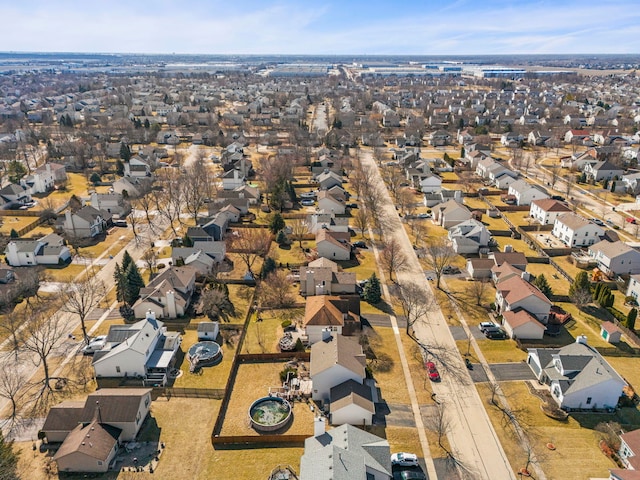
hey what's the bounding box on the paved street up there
[361,151,516,480]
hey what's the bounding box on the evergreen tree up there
[276,230,288,245]
[144,118,150,129]
[261,257,277,279]
[90,172,101,185]
[269,213,285,234]
[9,229,18,239]
[570,271,591,298]
[627,308,637,330]
[116,159,124,176]
[0,430,19,480]
[363,273,382,304]
[593,283,603,301]
[611,181,617,193]
[121,250,134,272]
[182,234,194,247]
[124,262,145,306]
[119,142,131,162]
[533,274,553,298]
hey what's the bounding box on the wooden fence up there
[211,434,307,447]
[159,387,225,399]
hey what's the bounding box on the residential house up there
[552,213,604,247]
[90,192,129,217]
[560,149,598,170]
[466,258,496,279]
[316,229,351,261]
[619,429,640,470]
[92,312,182,385]
[317,190,346,215]
[622,173,640,195]
[5,234,71,266]
[589,240,640,277]
[507,180,549,206]
[419,174,443,194]
[626,274,640,302]
[221,169,245,190]
[310,332,366,403]
[528,130,551,146]
[53,420,121,473]
[492,261,527,285]
[564,129,592,144]
[432,200,472,229]
[423,189,463,208]
[299,423,392,480]
[494,171,519,190]
[62,206,111,239]
[429,130,451,146]
[316,170,343,190]
[0,183,31,209]
[330,379,375,426]
[42,388,152,444]
[132,266,197,319]
[448,219,491,254]
[495,274,552,323]
[0,266,15,284]
[306,213,350,235]
[530,198,571,225]
[303,295,361,345]
[501,309,546,340]
[584,161,624,182]
[123,156,151,178]
[526,336,626,410]
[112,176,150,198]
[20,163,60,194]
[299,258,356,296]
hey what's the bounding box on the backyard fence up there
[159,387,225,399]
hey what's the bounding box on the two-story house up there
[589,240,640,277]
[132,266,197,319]
[552,213,604,247]
[529,198,572,225]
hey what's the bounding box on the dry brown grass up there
[365,326,411,405]
[172,330,235,389]
[400,333,433,404]
[220,362,314,438]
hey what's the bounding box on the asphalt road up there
[361,151,516,480]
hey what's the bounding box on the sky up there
[2,0,640,55]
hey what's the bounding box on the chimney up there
[167,290,177,318]
[576,335,588,345]
[504,244,513,253]
[521,271,531,282]
[314,417,325,437]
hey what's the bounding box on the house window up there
[97,461,103,466]
[145,397,150,408]
[366,474,375,480]
[136,412,141,425]
[116,366,121,373]
[586,397,592,405]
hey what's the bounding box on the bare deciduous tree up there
[0,362,27,430]
[353,208,369,237]
[154,168,185,236]
[59,271,106,344]
[183,156,214,221]
[259,270,296,308]
[20,307,67,404]
[380,237,408,283]
[229,228,272,275]
[289,218,309,248]
[423,238,456,289]
[396,282,432,335]
[470,279,489,306]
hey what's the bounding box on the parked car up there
[425,361,440,382]
[347,203,358,209]
[479,322,497,332]
[485,329,507,340]
[417,213,432,219]
[113,220,128,227]
[82,335,107,355]
[627,217,637,224]
[301,199,315,206]
[606,219,615,226]
[391,452,419,467]
[551,195,565,201]
[393,468,427,480]
[353,241,368,249]
[442,266,461,274]
[300,191,317,199]
[590,218,605,226]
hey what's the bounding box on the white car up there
[479,322,497,333]
[82,335,107,355]
[391,452,419,467]
[300,191,317,199]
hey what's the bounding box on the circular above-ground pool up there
[249,396,292,432]
[187,341,222,371]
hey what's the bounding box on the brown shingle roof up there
[503,309,546,330]
[497,275,551,306]
[310,334,366,377]
[54,420,121,462]
[531,198,571,213]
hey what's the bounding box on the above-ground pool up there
[249,396,293,432]
[187,341,222,371]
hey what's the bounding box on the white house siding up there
[552,378,625,410]
[312,366,362,403]
[552,222,604,247]
[133,301,167,320]
[626,276,640,301]
[598,251,640,276]
[316,241,350,261]
[93,349,146,378]
[503,321,545,340]
[530,204,564,225]
[330,403,373,426]
[317,198,345,214]
[441,211,472,229]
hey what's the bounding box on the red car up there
[425,361,440,382]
